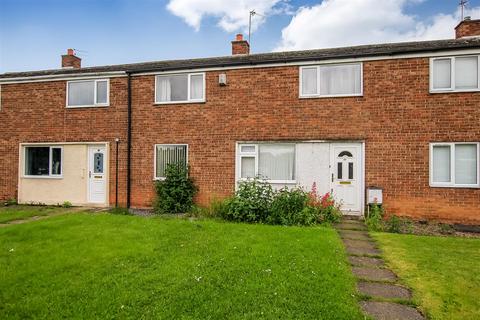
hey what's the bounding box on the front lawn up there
[0,213,363,319]
[372,232,480,320]
[0,205,72,224]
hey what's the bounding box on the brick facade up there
[1,57,479,224]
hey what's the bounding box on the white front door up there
[330,143,362,214]
[88,145,107,204]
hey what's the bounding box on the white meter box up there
[367,188,383,204]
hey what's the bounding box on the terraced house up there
[1,19,480,224]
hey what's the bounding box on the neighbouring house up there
[1,19,480,224]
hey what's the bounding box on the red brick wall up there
[0,78,129,206]
[456,20,480,38]
[1,56,479,224]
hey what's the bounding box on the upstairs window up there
[238,143,295,182]
[430,143,479,187]
[67,79,109,107]
[430,56,480,92]
[155,73,205,104]
[300,63,362,98]
[24,146,62,177]
[154,144,188,179]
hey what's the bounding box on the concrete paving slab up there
[352,267,397,282]
[349,256,384,267]
[358,281,412,300]
[360,301,424,320]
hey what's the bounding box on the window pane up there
[337,162,343,180]
[96,81,108,104]
[432,59,451,89]
[25,147,50,176]
[258,144,295,180]
[455,56,478,90]
[241,157,255,178]
[190,74,204,100]
[301,68,318,95]
[94,152,104,174]
[348,162,354,180]
[51,148,62,175]
[68,81,95,106]
[320,64,361,95]
[455,144,477,184]
[156,75,188,102]
[156,145,187,178]
[432,145,451,183]
[240,145,255,153]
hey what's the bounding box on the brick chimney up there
[455,17,480,39]
[61,49,81,68]
[231,34,250,55]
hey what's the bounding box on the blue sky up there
[1,0,479,73]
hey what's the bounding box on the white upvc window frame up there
[23,145,64,179]
[430,55,480,93]
[66,78,110,108]
[153,144,189,180]
[236,143,296,184]
[154,72,206,105]
[299,62,363,98]
[429,142,480,188]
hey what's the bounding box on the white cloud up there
[276,0,480,51]
[167,0,288,32]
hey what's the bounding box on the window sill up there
[154,100,206,105]
[22,175,63,179]
[66,104,109,109]
[429,88,480,94]
[239,179,297,184]
[299,94,363,99]
[430,183,479,189]
[153,177,166,181]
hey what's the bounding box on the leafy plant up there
[222,178,273,223]
[62,201,73,208]
[154,164,198,214]
[385,215,413,234]
[4,198,17,206]
[308,183,342,223]
[365,203,384,231]
[268,187,312,225]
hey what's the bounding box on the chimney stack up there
[231,34,250,55]
[455,17,480,39]
[61,49,81,69]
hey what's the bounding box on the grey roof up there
[2,38,480,79]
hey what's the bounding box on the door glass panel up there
[94,152,104,174]
[337,162,343,180]
[348,162,354,179]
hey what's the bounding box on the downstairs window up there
[238,143,295,182]
[24,146,62,177]
[154,144,188,179]
[430,143,479,187]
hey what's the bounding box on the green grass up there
[0,213,363,319]
[372,232,480,320]
[0,205,73,223]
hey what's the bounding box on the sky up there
[1,0,480,73]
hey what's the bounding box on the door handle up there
[331,173,334,182]
[89,171,92,178]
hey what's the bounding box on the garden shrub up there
[222,179,273,222]
[219,180,341,226]
[62,201,73,208]
[268,188,312,225]
[308,184,342,223]
[154,164,198,214]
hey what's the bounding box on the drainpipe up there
[115,138,119,208]
[126,72,132,209]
